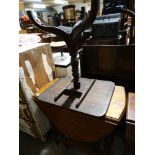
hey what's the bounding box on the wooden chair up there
[19,43,57,140]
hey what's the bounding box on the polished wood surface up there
[106,86,126,122]
[85,36,122,45]
[124,92,135,155]
[33,78,59,98]
[35,99,117,142]
[34,77,126,142]
[50,41,67,48]
[124,122,135,155]
[126,92,135,122]
[80,45,135,91]
[36,77,115,117]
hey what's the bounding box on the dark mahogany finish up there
[80,45,135,92]
[27,0,127,143]
[27,0,100,89]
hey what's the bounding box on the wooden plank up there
[37,76,73,102]
[80,45,135,91]
[55,78,96,110]
[106,86,126,122]
[37,77,94,108]
[34,79,127,142]
[78,80,115,117]
[33,78,59,98]
[126,92,135,122]
[37,77,115,117]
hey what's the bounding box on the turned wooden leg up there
[71,56,80,89]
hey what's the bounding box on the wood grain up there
[19,43,55,93]
[34,77,126,142]
[80,45,135,91]
[33,78,59,98]
[106,86,126,122]
[126,92,135,122]
[19,43,56,140]
[37,77,115,117]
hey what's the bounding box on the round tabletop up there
[50,41,67,48]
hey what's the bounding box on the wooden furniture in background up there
[42,33,60,43]
[63,5,76,26]
[20,17,38,33]
[85,35,123,45]
[124,92,135,155]
[83,9,135,45]
[80,45,135,92]
[50,41,69,77]
[50,41,67,52]
[19,43,56,140]
[53,52,72,78]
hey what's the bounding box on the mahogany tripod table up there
[33,77,126,142]
[28,0,126,142]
